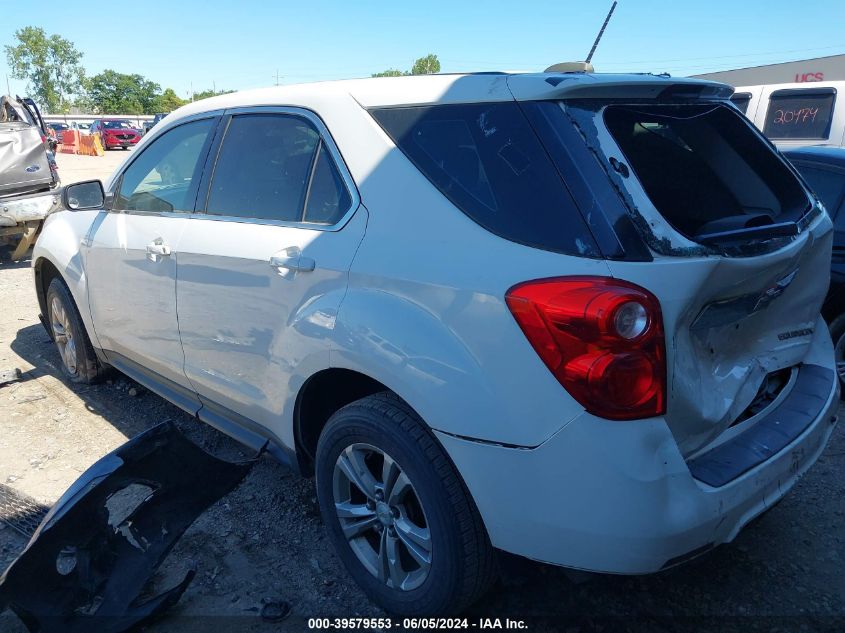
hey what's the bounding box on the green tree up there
[410,54,440,75]
[86,70,162,114]
[372,54,441,78]
[4,26,85,113]
[191,88,235,101]
[156,88,186,112]
[371,69,406,78]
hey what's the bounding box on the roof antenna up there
[545,1,617,73]
[586,1,618,64]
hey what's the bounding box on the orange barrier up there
[78,135,105,157]
[60,129,80,154]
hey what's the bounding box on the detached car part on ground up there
[0,422,255,633]
[0,95,60,261]
[32,71,840,615]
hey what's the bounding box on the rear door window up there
[603,103,809,243]
[205,113,352,225]
[370,102,599,257]
[763,88,836,140]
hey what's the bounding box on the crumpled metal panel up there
[0,422,256,633]
[0,122,52,197]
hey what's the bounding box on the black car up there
[142,112,168,135]
[784,146,845,380]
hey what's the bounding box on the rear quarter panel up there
[331,109,612,447]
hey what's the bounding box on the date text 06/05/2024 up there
[307,617,529,629]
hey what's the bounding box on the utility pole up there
[190,81,194,102]
[274,69,281,86]
[4,74,10,95]
[213,80,216,95]
[586,1,618,64]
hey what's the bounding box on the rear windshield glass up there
[763,88,836,140]
[604,103,809,242]
[370,102,599,257]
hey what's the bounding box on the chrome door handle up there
[146,240,171,262]
[270,253,316,273]
[269,246,316,279]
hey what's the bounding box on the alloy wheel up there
[332,443,432,591]
[50,296,78,375]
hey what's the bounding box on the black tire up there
[830,313,845,389]
[46,277,106,383]
[316,392,496,616]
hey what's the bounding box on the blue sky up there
[1,0,844,100]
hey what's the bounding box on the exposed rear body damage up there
[1,95,59,260]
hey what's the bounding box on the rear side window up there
[763,88,836,140]
[304,142,352,224]
[793,163,845,217]
[371,103,599,257]
[604,103,809,242]
[730,92,751,115]
[206,114,352,225]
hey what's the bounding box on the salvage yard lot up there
[0,152,843,631]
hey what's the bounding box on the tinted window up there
[730,92,751,115]
[763,89,836,140]
[207,114,320,222]
[115,118,215,213]
[371,102,598,256]
[303,141,352,224]
[793,164,845,216]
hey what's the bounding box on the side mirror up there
[62,180,106,211]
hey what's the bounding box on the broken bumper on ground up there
[0,422,255,633]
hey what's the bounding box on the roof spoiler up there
[507,74,734,102]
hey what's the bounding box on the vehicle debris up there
[0,422,257,633]
[0,95,60,262]
[0,368,21,386]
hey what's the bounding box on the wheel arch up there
[34,256,62,337]
[294,367,390,476]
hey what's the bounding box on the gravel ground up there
[0,152,842,631]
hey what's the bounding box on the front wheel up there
[46,277,106,383]
[316,392,496,616]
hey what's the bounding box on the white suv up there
[33,72,840,615]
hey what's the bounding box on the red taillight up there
[505,277,666,420]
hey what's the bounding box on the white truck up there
[0,95,61,261]
[732,80,845,149]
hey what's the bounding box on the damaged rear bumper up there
[435,343,839,575]
[0,189,60,227]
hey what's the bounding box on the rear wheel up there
[46,277,106,383]
[316,392,495,615]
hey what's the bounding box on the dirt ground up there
[0,151,843,631]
